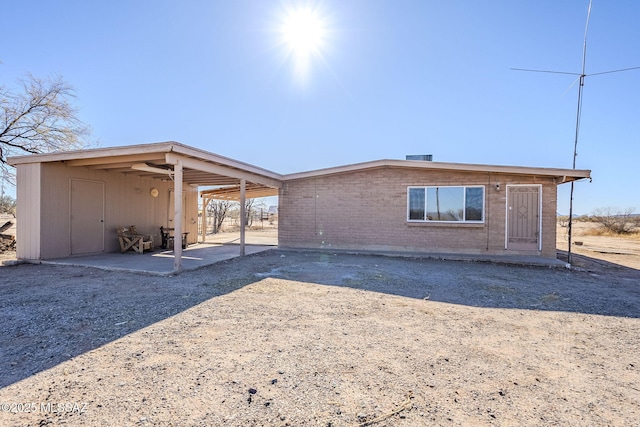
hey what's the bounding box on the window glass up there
[408,188,425,220]
[465,187,484,221]
[426,187,464,221]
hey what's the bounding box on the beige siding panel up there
[167,188,198,245]
[16,163,42,260]
[280,168,559,259]
[40,163,72,258]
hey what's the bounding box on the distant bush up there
[589,208,639,235]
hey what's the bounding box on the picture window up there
[407,186,484,223]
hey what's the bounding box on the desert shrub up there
[590,208,639,235]
[557,215,570,227]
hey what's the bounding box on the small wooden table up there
[160,226,189,249]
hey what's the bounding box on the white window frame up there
[407,185,485,223]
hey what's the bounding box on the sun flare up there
[278,5,329,85]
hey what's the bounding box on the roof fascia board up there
[7,142,176,165]
[165,153,282,189]
[7,141,284,181]
[283,159,591,181]
[7,140,590,184]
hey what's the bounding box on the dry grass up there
[557,220,640,270]
[578,224,640,239]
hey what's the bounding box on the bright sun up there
[279,6,328,84]
[282,8,325,55]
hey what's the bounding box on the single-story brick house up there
[278,159,590,259]
[8,141,590,270]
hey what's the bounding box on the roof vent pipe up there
[405,154,433,161]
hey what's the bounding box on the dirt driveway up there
[0,250,638,426]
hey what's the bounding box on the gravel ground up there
[0,249,638,426]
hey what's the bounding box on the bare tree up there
[0,73,90,182]
[207,200,231,234]
[244,198,256,228]
[0,194,16,216]
[226,198,267,229]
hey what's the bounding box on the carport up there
[9,141,282,272]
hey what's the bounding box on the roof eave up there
[7,141,178,166]
[282,159,591,182]
[7,141,284,182]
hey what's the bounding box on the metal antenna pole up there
[512,1,638,266]
[568,0,591,266]
[567,73,586,265]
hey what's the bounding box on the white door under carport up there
[70,179,105,255]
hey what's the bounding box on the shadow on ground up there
[264,250,640,319]
[0,249,638,388]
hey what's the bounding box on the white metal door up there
[70,179,105,255]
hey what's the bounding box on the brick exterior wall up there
[279,167,559,258]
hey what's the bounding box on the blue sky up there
[1,0,638,214]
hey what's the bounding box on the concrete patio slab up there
[39,243,275,275]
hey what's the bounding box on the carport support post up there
[240,179,246,256]
[173,160,183,272]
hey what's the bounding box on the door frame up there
[504,184,542,252]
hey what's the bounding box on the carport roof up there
[8,141,283,190]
